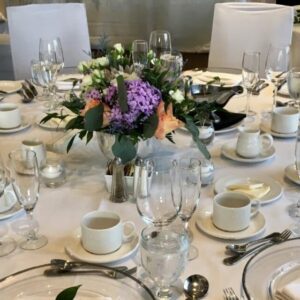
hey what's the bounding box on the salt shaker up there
[110,157,128,203]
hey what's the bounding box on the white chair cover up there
[7,3,91,80]
[208,2,294,78]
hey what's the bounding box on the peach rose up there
[80,99,101,116]
[154,101,184,140]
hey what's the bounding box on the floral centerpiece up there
[42,43,210,163]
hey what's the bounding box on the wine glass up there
[9,149,47,250]
[149,30,172,58]
[160,49,183,82]
[39,37,64,110]
[172,158,201,260]
[265,44,290,111]
[0,156,17,256]
[132,40,148,75]
[140,224,189,299]
[136,158,178,226]
[241,51,260,117]
[287,67,300,109]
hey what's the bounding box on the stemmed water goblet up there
[287,67,300,109]
[265,44,290,111]
[172,158,201,260]
[140,224,189,299]
[39,37,64,110]
[149,30,172,58]
[241,51,260,117]
[9,149,47,250]
[132,40,148,75]
[136,158,178,227]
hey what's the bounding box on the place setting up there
[221,124,276,163]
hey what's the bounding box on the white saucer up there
[196,208,266,240]
[0,80,22,93]
[284,164,300,185]
[65,228,139,264]
[214,175,283,205]
[0,118,31,133]
[260,123,296,139]
[221,142,275,163]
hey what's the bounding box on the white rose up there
[114,43,124,53]
[92,69,103,78]
[77,61,88,72]
[169,89,185,103]
[82,75,93,86]
[95,56,109,67]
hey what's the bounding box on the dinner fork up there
[223,287,239,300]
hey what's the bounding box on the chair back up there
[208,2,294,78]
[7,3,91,79]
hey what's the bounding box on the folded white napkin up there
[182,70,242,87]
[226,182,270,200]
[275,278,300,300]
[56,74,83,91]
[0,184,16,213]
[278,82,289,97]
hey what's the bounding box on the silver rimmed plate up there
[242,238,300,300]
[0,81,22,94]
[195,208,266,240]
[214,175,283,205]
[0,263,155,299]
[221,142,275,163]
[65,228,139,264]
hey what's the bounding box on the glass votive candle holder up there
[198,120,215,145]
[40,152,66,188]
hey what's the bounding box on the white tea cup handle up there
[122,221,136,243]
[259,133,273,153]
[250,200,260,218]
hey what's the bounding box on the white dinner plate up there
[196,208,266,240]
[214,175,283,205]
[65,228,139,264]
[221,142,275,163]
[260,122,296,139]
[0,81,22,94]
[56,74,83,91]
[0,118,31,133]
[285,164,300,185]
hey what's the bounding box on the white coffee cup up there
[271,107,299,134]
[21,139,46,167]
[236,127,273,158]
[212,192,260,232]
[81,210,136,254]
[0,103,21,129]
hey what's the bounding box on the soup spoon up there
[183,274,209,299]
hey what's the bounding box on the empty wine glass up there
[132,40,148,75]
[149,30,172,58]
[136,158,178,226]
[265,44,290,111]
[39,37,64,110]
[287,67,300,109]
[241,51,260,116]
[160,50,183,81]
[9,149,47,250]
[140,224,189,299]
[172,158,201,260]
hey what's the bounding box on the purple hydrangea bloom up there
[103,79,161,133]
[85,89,101,100]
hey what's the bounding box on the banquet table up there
[0,82,298,299]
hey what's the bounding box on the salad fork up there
[223,287,239,300]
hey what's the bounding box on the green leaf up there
[143,114,158,138]
[116,75,128,113]
[84,105,104,131]
[184,116,211,160]
[56,285,81,300]
[66,134,77,153]
[86,131,94,144]
[112,135,137,163]
[40,113,60,124]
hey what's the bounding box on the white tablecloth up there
[0,85,298,299]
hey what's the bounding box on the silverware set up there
[223,229,292,265]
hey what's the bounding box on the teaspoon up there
[183,274,209,299]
